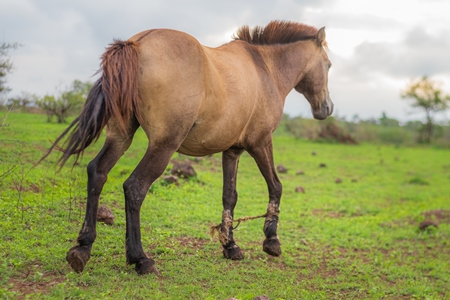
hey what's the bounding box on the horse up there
[44,20,333,275]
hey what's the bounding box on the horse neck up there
[263,41,317,97]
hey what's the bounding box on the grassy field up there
[1,112,449,299]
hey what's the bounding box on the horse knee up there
[87,160,107,186]
[123,176,148,208]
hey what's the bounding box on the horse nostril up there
[328,102,334,115]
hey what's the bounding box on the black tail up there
[39,80,106,167]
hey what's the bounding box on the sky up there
[1,0,450,122]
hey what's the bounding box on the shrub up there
[316,118,357,144]
[285,117,357,144]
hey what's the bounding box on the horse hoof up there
[223,244,244,260]
[66,246,90,273]
[263,238,282,257]
[135,258,160,276]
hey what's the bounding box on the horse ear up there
[317,27,326,47]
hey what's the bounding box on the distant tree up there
[359,118,378,125]
[7,91,37,111]
[0,42,20,103]
[36,80,92,123]
[379,112,399,127]
[401,76,450,143]
[404,120,423,131]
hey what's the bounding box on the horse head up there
[295,27,333,120]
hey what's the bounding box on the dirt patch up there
[312,209,380,219]
[379,218,416,229]
[312,209,343,219]
[28,183,41,193]
[10,182,41,193]
[176,236,208,250]
[7,271,65,299]
[423,210,450,224]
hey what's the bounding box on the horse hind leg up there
[220,147,245,260]
[123,137,188,275]
[66,119,139,273]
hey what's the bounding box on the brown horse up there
[45,20,333,275]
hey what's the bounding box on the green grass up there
[1,112,450,299]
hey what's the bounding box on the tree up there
[36,80,92,123]
[7,91,37,111]
[0,42,20,99]
[401,76,450,143]
[379,112,399,127]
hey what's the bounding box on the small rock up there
[276,165,288,173]
[162,175,179,186]
[319,163,327,168]
[419,220,439,230]
[311,151,316,156]
[301,238,308,246]
[335,178,342,184]
[295,186,305,193]
[296,170,305,175]
[97,204,114,225]
[171,162,197,178]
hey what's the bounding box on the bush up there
[35,80,92,123]
[317,118,357,144]
[282,115,450,147]
[285,117,356,144]
[345,123,414,146]
[284,117,320,140]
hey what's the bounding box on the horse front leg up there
[248,139,282,257]
[220,147,245,260]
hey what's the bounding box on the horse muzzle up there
[312,99,333,120]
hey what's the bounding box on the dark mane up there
[233,20,318,45]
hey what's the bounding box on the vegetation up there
[35,80,92,123]
[284,114,450,148]
[285,117,357,145]
[401,76,450,143]
[6,92,38,112]
[1,41,449,298]
[0,42,20,99]
[1,112,449,299]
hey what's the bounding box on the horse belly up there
[177,129,236,156]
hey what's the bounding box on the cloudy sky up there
[1,0,450,122]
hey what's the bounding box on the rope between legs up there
[209,212,278,240]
